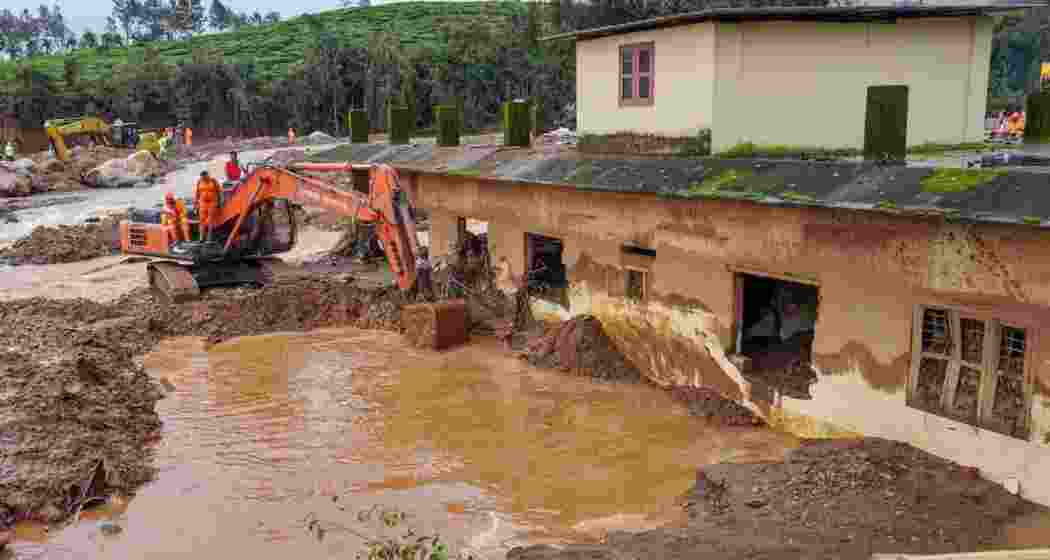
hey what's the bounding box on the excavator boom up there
[120,162,421,302]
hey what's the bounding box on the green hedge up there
[502,100,530,147]
[434,105,460,147]
[387,105,411,145]
[348,109,369,143]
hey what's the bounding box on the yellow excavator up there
[44,116,160,161]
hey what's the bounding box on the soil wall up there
[408,170,1050,507]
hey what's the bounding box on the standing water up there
[8,328,798,559]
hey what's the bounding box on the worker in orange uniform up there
[225,151,242,183]
[288,128,296,144]
[185,126,193,146]
[161,192,187,242]
[194,170,222,242]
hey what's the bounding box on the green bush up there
[502,100,530,147]
[434,105,460,147]
[349,109,369,143]
[387,105,412,145]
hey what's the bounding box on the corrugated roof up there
[539,3,1046,42]
[308,142,1050,229]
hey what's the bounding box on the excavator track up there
[147,261,200,304]
[147,258,297,304]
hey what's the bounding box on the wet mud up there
[0,215,122,265]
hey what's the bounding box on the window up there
[908,306,1032,440]
[620,42,654,106]
[625,268,647,302]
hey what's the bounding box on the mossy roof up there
[308,142,1050,228]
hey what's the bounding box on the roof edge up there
[539,3,1046,42]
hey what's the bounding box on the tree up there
[111,0,137,41]
[63,56,81,89]
[190,0,206,32]
[264,11,280,24]
[208,0,228,30]
[100,31,124,51]
[80,30,98,49]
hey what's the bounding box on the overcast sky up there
[5,0,411,35]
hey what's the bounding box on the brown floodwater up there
[7,328,798,559]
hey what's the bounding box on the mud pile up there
[0,276,409,533]
[0,299,164,527]
[669,386,762,426]
[518,316,641,382]
[513,437,1048,560]
[0,217,120,265]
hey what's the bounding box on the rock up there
[40,158,65,173]
[99,521,123,536]
[307,131,337,144]
[0,167,18,197]
[11,158,34,172]
[125,150,160,177]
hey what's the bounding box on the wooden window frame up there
[907,304,1035,440]
[624,266,648,303]
[619,42,655,107]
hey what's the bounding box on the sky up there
[5,0,426,35]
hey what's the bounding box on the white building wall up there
[711,17,994,153]
[576,23,716,138]
[574,16,994,153]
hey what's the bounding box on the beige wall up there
[576,23,716,138]
[409,171,1050,507]
[575,17,993,152]
[712,17,993,152]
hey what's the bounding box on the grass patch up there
[718,142,861,159]
[683,168,787,200]
[875,200,898,210]
[779,191,816,203]
[1022,216,1043,225]
[567,161,595,184]
[907,142,996,155]
[920,168,1005,193]
[448,168,481,177]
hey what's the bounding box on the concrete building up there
[546,4,1037,153]
[320,140,1050,507]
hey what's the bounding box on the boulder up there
[307,131,337,144]
[125,150,160,177]
[0,167,18,197]
[11,158,34,173]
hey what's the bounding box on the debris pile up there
[517,315,641,382]
[83,149,169,189]
[670,386,762,426]
[0,217,121,265]
[0,299,164,528]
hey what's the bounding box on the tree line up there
[1,0,279,60]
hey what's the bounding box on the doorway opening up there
[525,232,567,303]
[735,272,820,399]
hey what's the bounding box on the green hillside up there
[0,1,527,85]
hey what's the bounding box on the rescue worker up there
[225,151,242,183]
[185,126,193,146]
[288,128,296,144]
[157,133,170,160]
[161,192,186,241]
[194,170,222,242]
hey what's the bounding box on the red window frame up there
[619,42,654,106]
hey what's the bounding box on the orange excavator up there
[118,161,420,303]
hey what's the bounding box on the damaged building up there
[307,2,1050,510]
[314,141,1050,510]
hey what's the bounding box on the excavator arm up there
[213,163,420,291]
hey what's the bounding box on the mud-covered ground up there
[0,273,411,546]
[510,437,1047,560]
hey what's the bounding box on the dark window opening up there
[619,42,654,106]
[625,268,646,302]
[525,233,567,300]
[736,273,820,400]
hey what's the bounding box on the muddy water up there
[8,329,797,559]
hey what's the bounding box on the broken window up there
[907,306,1031,440]
[625,268,646,302]
[525,233,567,301]
[620,42,654,106]
[735,273,820,400]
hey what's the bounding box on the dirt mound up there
[670,386,762,426]
[518,316,641,382]
[0,218,120,265]
[0,275,409,531]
